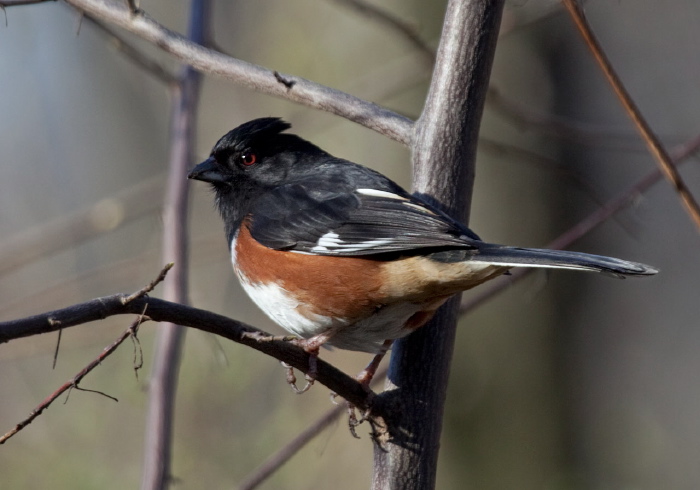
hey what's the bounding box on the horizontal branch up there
[0,288,373,411]
[62,0,414,145]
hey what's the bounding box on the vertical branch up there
[140,1,210,489]
[372,1,504,489]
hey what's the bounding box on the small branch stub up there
[273,71,296,90]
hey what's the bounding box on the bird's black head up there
[188,118,327,236]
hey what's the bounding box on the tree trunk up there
[372,1,504,488]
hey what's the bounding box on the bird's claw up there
[281,360,316,394]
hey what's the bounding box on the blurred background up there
[1,0,699,488]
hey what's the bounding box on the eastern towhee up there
[188,117,657,390]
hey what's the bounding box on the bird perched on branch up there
[188,117,657,392]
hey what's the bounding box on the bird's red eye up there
[241,153,257,166]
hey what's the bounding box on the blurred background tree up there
[0,1,698,489]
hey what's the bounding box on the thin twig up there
[140,0,209,486]
[0,0,55,6]
[238,405,344,490]
[122,262,174,304]
[479,138,606,204]
[82,14,177,85]
[487,86,644,150]
[52,329,62,369]
[0,232,225,321]
[62,0,414,146]
[460,129,700,314]
[562,0,700,231]
[141,0,209,487]
[238,367,388,490]
[0,0,56,29]
[329,0,435,65]
[0,295,374,411]
[0,312,147,445]
[0,174,163,277]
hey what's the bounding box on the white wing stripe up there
[310,231,394,253]
[356,188,408,200]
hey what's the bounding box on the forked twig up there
[0,263,172,444]
[122,262,174,304]
[0,310,148,445]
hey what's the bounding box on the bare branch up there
[62,0,414,145]
[0,295,373,412]
[374,1,505,488]
[329,0,435,65]
[562,0,700,231]
[123,262,174,304]
[140,1,209,488]
[0,312,146,445]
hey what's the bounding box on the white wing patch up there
[299,188,441,254]
[327,238,393,253]
[310,230,393,253]
[356,188,408,200]
[357,188,438,216]
[311,231,342,252]
[402,201,437,214]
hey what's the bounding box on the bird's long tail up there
[471,244,658,278]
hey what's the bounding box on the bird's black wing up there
[248,183,481,255]
[247,181,658,277]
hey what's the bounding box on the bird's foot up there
[281,361,316,394]
[282,334,330,394]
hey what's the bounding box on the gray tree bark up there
[372,1,505,488]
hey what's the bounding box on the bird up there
[188,117,657,391]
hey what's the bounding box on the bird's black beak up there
[188,157,227,184]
